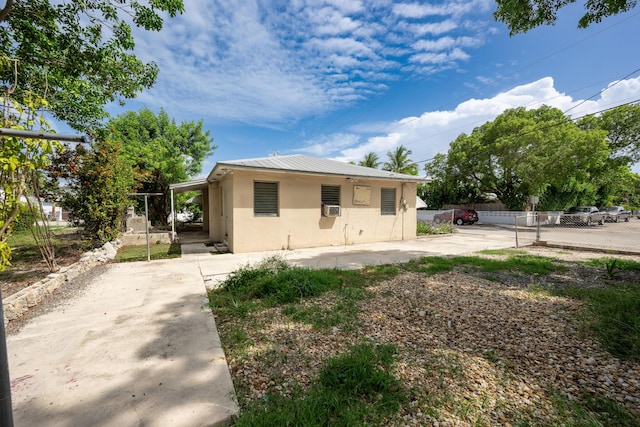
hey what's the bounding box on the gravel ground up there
[220,248,640,426]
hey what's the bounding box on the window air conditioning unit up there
[322,205,341,217]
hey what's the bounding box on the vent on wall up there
[322,205,341,217]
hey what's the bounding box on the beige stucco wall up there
[209,169,417,253]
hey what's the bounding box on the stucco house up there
[169,154,426,253]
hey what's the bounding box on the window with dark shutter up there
[254,181,279,217]
[321,185,340,205]
[381,188,396,215]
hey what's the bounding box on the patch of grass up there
[0,227,86,281]
[337,264,400,287]
[114,243,181,262]
[5,227,84,262]
[528,284,553,297]
[549,390,640,427]
[556,285,640,360]
[478,248,529,256]
[282,286,369,331]
[483,348,501,364]
[583,257,640,272]
[224,327,254,355]
[233,342,405,426]
[404,255,565,276]
[417,221,456,235]
[213,256,394,310]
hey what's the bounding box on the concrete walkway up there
[7,227,517,426]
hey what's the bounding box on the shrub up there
[11,203,39,232]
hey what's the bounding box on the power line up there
[563,66,640,116]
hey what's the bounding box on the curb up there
[3,239,122,326]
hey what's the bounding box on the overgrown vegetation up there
[211,252,640,425]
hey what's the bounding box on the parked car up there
[560,206,606,226]
[599,205,632,222]
[433,209,479,225]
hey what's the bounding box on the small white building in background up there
[39,201,65,221]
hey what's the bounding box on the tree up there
[63,138,136,245]
[0,1,184,131]
[424,153,485,208]
[425,106,613,210]
[0,93,61,271]
[494,0,637,35]
[109,108,215,225]
[579,103,640,165]
[383,145,418,175]
[358,152,380,168]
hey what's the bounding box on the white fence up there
[417,210,564,226]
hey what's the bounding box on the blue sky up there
[106,0,640,176]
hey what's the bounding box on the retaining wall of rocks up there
[2,239,122,326]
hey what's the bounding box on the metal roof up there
[168,178,208,193]
[208,154,426,182]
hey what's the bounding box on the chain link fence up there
[513,212,640,253]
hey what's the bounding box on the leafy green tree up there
[109,108,215,225]
[64,138,136,245]
[426,106,613,210]
[494,0,637,35]
[424,152,485,208]
[0,1,184,130]
[0,94,61,270]
[579,103,640,165]
[359,152,380,168]
[383,145,418,175]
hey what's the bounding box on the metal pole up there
[170,189,175,242]
[0,127,87,143]
[514,216,519,248]
[0,288,14,427]
[536,212,541,242]
[145,195,150,262]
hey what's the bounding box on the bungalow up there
[170,154,426,253]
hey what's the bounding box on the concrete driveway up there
[7,228,517,426]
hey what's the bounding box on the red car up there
[433,209,479,225]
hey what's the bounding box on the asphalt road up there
[464,219,640,254]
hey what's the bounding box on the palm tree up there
[358,152,380,168]
[383,145,418,175]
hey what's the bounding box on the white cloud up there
[125,0,494,125]
[410,47,470,65]
[293,132,361,155]
[393,0,492,18]
[403,20,458,36]
[319,76,640,167]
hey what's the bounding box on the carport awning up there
[169,179,208,194]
